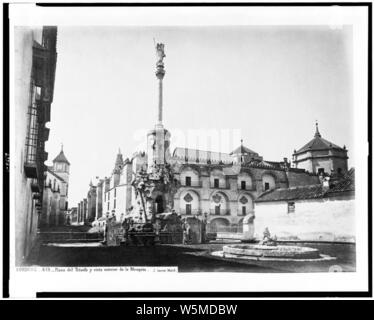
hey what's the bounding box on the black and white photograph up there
[5,3,371,297]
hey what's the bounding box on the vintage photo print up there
[6,3,370,297]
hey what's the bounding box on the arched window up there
[238,194,253,216]
[238,173,253,190]
[179,190,200,215]
[210,169,225,189]
[180,167,200,187]
[210,191,230,216]
[262,174,276,191]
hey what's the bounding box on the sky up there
[45,25,354,206]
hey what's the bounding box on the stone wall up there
[286,170,319,187]
[254,196,355,242]
[14,28,40,265]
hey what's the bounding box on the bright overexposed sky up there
[45,25,353,206]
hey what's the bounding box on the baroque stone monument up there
[131,43,179,223]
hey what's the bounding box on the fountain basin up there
[222,244,321,260]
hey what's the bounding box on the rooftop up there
[256,168,355,202]
[294,122,346,154]
[53,146,70,165]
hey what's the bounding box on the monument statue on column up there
[131,42,178,222]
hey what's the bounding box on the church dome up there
[53,148,70,165]
[294,122,346,155]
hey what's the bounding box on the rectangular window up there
[114,199,116,209]
[214,178,219,188]
[287,202,295,213]
[107,202,109,210]
[108,191,110,200]
[242,206,246,216]
[264,182,270,191]
[318,168,325,175]
[215,206,220,215]
[114,188,116,197]
[185,176,191,186]
[241,181,246,190]
[186,204,191,215]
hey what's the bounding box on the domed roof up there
[294,122,346,154]
[230,139,259,156]
[53,146,70,165]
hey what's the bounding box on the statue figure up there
[261,227,277,246]
[156,43,166,64]
[263,227,271,241]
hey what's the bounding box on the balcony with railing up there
[209,209,231,216]
[238,185,256,192]
[179,209,202,215]
[180,180,203,188]
[209,181,230,189]
[24,103,39,179]
[30,178,40,193]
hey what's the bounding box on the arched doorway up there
[209,217,230,233]
[155,195,164,214]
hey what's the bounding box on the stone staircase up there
[37,225,103,243]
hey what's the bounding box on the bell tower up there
[147,42,171,172]
[52,144,70,185]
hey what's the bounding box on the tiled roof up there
[256,168,354,202]
[295,124,345,154]
[172,147,233,164]
[53,150,70,165]
[229,144,259,156]
[329,168,355,194]
[295,136,344,154]
[173,147,296,172]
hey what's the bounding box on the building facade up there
[14,26,57,265]
[83,43,351,236]
[254,168,355,242]
[40,147,70,227]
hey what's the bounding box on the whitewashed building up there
[254,168,355,242]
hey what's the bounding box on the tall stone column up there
[155,45,165,127]
[147,43,171,170]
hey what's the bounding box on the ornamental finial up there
[155,42,166,64]
[314,120,321,138]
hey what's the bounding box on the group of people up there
[101,207,208,245]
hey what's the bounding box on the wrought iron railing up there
[210,181,230,189]
[24,101,39,178]
[181,180,203,188]
[179,209,202,215]
[209,209,231,216]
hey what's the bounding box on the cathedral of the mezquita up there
[76,43,349,232]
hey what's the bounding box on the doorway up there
[155,195,164,213]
